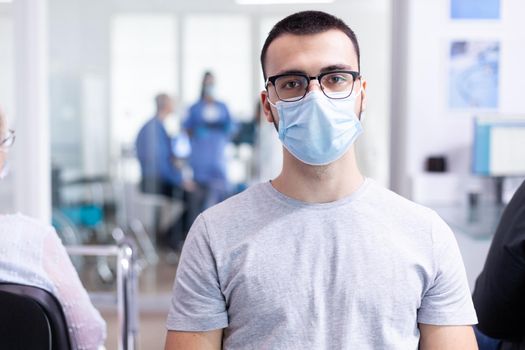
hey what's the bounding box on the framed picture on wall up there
[450,0,500,20]
[448,40,500,110]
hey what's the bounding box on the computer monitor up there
[472,116,525,177]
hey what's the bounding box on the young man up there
[165,11,478,349]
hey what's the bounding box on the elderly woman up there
[0,109,106,349]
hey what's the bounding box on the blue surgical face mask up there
[269,90,363,166]
[203,85,216,99]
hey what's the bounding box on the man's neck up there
[271,149,364,203]
[156,111,168,120]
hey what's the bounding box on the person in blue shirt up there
[184,72,235,210]
[136,93,201,250]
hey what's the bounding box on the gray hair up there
[155,93,171,113]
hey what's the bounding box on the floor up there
[83,249,177,350]
[101,310,168,350]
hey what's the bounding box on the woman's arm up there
[43,229,107,349]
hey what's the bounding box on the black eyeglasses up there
[0,130,15,150]
[265,70,361,102]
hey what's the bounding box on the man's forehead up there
[264,30,358,75]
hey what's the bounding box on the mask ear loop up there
[358,93,364,121]
[266,96,280,132]
[269,109,279,132]
[353,82,364,121]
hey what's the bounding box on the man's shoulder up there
[137,117,158,134]
[189,101,205,111]
[363,181,453,256]
[365,180,437,227]
[197,183,274,237]
[202,183,267,220]
[216,100,229,109]
[367,180,428,208]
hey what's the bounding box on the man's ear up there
[356,79,367,120]
[360,79,367,111]
[260,90,275,123]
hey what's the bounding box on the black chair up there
[0,283,72,350]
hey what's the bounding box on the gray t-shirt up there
[167,179,477,349]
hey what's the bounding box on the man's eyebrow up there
[270,64,357,78]
[271,69,307,77]
[320,64,355,73]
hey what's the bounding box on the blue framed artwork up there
[448,41,500,109]
[451,0,500,19]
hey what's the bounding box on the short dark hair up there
[200,71,214,99]
[260,11,360,80]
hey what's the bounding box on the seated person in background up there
[0,108,106,349]
[473,179,525,350]
[136,93,201,250]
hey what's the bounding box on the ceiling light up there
[237,0,334,4]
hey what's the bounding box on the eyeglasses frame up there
[265,70,361,102]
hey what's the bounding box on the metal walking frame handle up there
[66,243,138,350]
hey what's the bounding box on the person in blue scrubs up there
[184,72,235,209]
[136,93,201,250]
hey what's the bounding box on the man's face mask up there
[203,85,216,99]
[269,90,363,166]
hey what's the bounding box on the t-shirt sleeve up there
[166,214,228,331]
[417,211,478,326]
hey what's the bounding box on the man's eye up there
[328,75,347,84]
[280,79,304,90]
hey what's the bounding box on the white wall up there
[111,14,178,148]
[398,0,525,201]
[351,1,392,187]
[12,0,52,222]
[0,16,13,115]
[48,0,111,176]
